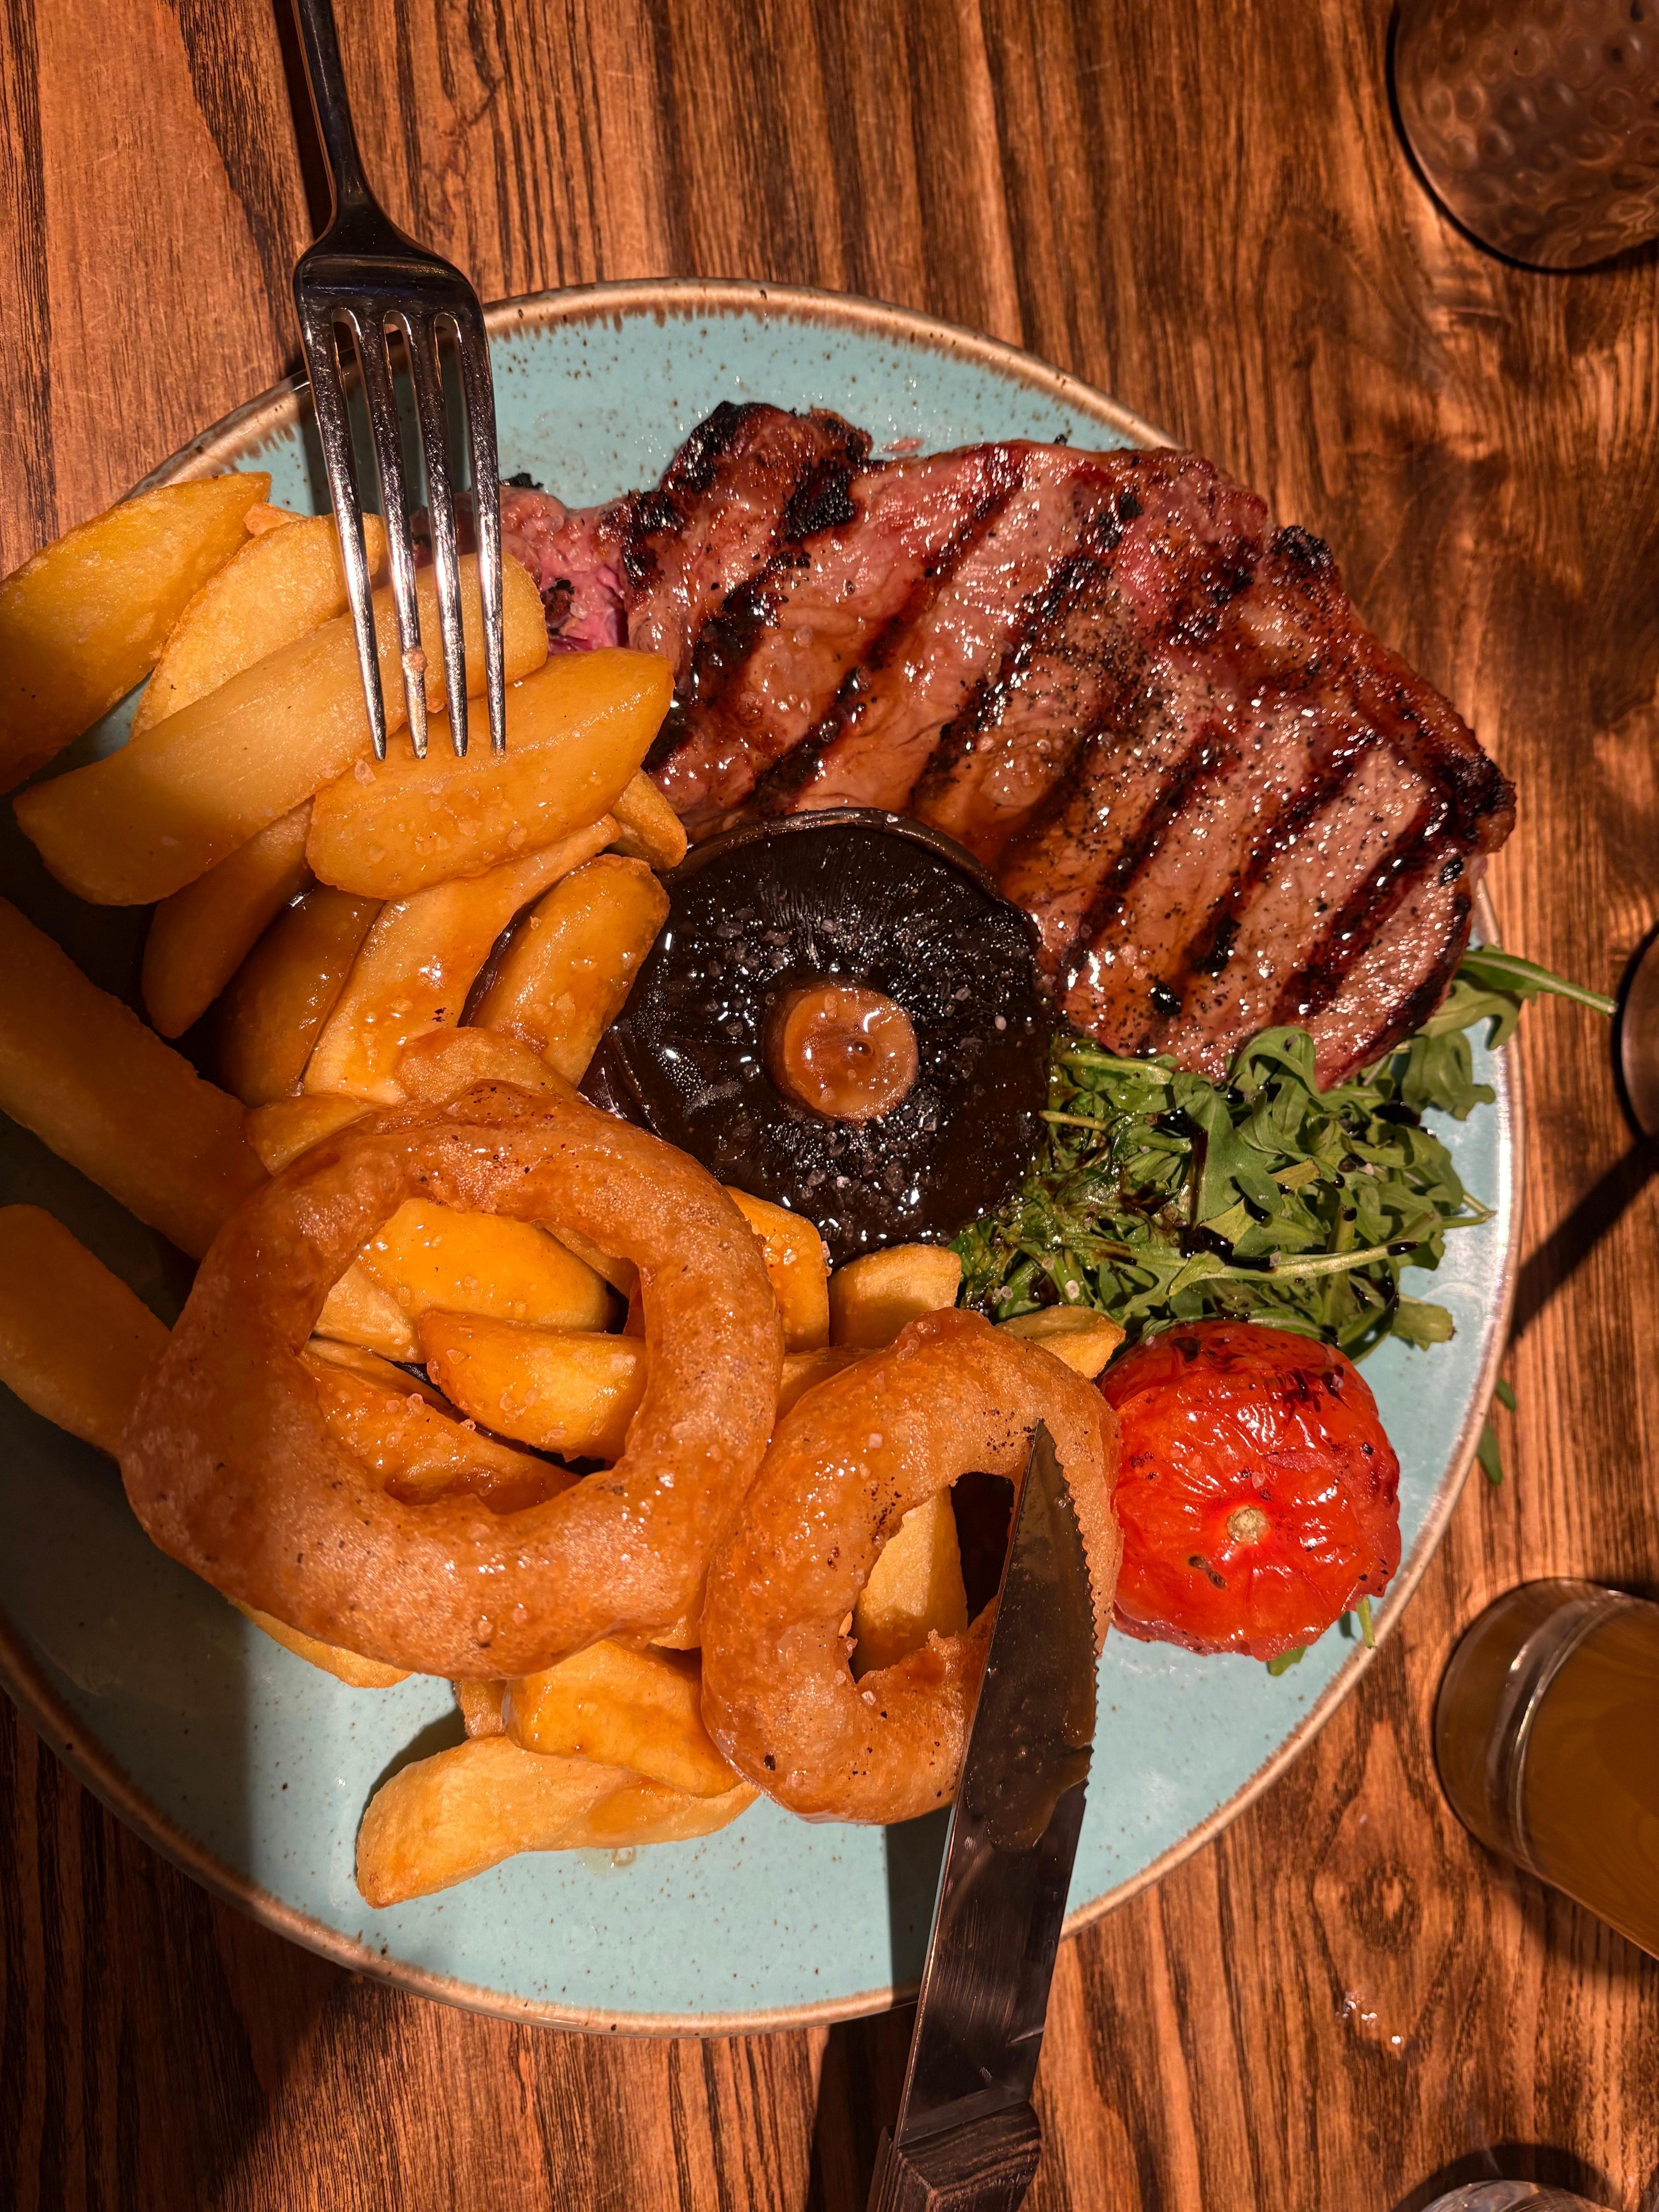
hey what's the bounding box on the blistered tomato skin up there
[1097,1320,1401,1661]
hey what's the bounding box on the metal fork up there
[287,0,505,760]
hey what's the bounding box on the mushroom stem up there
[766,983,919,1123]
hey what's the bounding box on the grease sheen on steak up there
[506,404,1515,1085]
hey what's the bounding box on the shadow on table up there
[805,2002,917,2212]
[1393,2142,1620,2212]
[1508,1143,1657,1342]
[803,1812,949,2209]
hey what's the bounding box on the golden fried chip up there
[234,1601,408,1689]
[0,1206,168,1455]
[610,772,689,870]
[141,804,313,1039]
[471,854,668,1083]
[302,1340,573,1512]
[315,1262,422,1362]
[360,1199,612,1333]
[0,900,265,1257]
[244,1093,372,1174]
[356,1736,753,1903]
[505,1642,737,1798]
[132,512,388,735]
[0,474,271,791]
[419,1313,644,1460]
[996,1305,1125,1378]
[15,554,546,903]
[306,649,669,897]
[827,1243,962,1350]
[305,826,613,1102]
[727,1190,830,1352]
[852,1489,970,1675]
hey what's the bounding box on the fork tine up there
[295,303,389,761]
[403,310,470,759]
[454,309,507,759]
[352,310,430,761]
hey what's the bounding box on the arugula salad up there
[958,948,1614,1361]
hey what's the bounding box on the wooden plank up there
[1,1,1656,2206]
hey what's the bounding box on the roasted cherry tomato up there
[1097,1319,1400,1661]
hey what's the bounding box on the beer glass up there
[1435,1580,1659,1960]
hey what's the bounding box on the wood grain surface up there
[3,3,1657,2207]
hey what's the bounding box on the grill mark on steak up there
[653,448,1030,832]
[660,402,766,501]
[1270,800,1451,1026]
[1062,730,1240,1001]
[782,459,860,541]
[1175,734,1382,983]
[913,534,1110,804]
[667,453,876,719]
[747,446,1030,815]
[642,446,878,780]
[607,405,872,676]
[622,402,761,580]
[908,479,1159,869]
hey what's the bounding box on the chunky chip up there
[360,1199,612,1333]
[827,1242,963,1350]
[314,1262,421,1362]
[471,854,668,1083]
[851,1488,971,1676]
[504,1642,737,1797]
[304,825,613,1102]
[216,884,381,1106]
[0,473,271,792]
[133,511,389,736]
[609,771,689,871]
[0,899,265,1258]
[235,1600,409,1690]
[996,1305,1126,1379]
[142,804,314,1039]
[355,1735,756,1904]
[420,1313,646,1461]
[726,1190,830,1352]
[305,649,671,898]
[15,553,546,904]
[0,1206,169,1456]
[244,1093,372,1174]
[301,1338,573,1513]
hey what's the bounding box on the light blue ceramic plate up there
[0,282,1520,2031]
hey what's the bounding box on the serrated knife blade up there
[867,1421,1097,2212]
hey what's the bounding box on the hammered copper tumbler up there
[1394,0,1659,266]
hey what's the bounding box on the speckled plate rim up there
[0,276,1523,2035]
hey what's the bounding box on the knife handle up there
[866,2104,1042,2212]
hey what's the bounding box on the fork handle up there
[288,0,376,220]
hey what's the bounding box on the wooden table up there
[3,3,1657,2205]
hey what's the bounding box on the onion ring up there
[121,1081,783,1677]
[699,1308,1121,1824]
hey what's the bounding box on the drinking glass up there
[1435,1580,1659,1959]
[1394,0,1659,266]
[1422,2184,1616,2210]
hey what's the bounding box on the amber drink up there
[1435,1580,1659,1960]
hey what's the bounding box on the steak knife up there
[867,1422,1098,2212]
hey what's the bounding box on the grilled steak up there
[505,405,1514,1084]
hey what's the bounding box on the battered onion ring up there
[699,1308,1121,1824]
[121,1082,783,1677]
